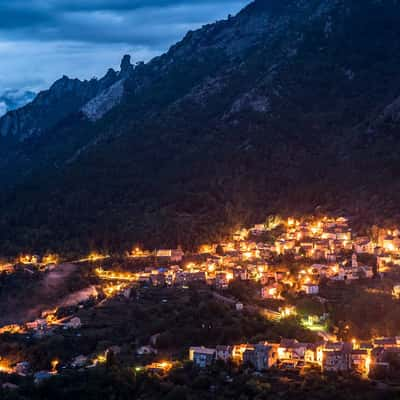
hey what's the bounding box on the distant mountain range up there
[1,0,400,255]
[0,89,36,117]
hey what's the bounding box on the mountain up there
[1,0,400,255]
[0,56,134,143]
[0,89,36,117]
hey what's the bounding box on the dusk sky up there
[0,0,248,94]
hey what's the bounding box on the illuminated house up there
[393,285,400,299]
[64,317,82,329]
[326,253,336,263]
[383,236,396,252]
[150,273,166,287]
[26,319,47,331]
[189,347,216,368]
[300,242,314,258]
[215,272,230,289]
[373,337,399,349]
[278,339,307,362]
[261,284,279,299]
[216,345,233,362]
[174,271,207,286]
[156,248,184,262]
[336,230,351,242]
[251,224,267,235]
[275,271,287,281]
[301,283,319,295]
[187,271,207,282]
[354,238,375,254]
[322,350,351,372]
[304,343,324,365]
[338,265,359,281]
[312,249,327,260]
[359,265,374,279]
[242,344,278,371]
[351,350,370,375]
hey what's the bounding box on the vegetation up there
[1,361,397,400]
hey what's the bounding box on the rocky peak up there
[0,68,121,141]
[120,55,133,78]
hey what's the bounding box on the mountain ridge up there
[1,0,400,255]
[0,55,135,142]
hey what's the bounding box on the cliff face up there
[1,0,400,254]
[0,55,134,142]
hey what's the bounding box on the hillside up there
[1,0,400,255]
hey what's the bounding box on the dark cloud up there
[0,3,52,29]
[0,0,247,43]
[0,0,248,92]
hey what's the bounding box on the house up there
[339,266,359,281]
[259,272,270,285]
[156,248,184,262]
[327,253,336,263]
[64,317,81,329]
[242,344,278,371]
[151,273,166,287]
[187,271,207,282]
[275,271,287,281]
[378,347,400,362]
[26,319,47,331]
[278,339,307,363]
[351,350,369,375]
[302,283,319,295]
[312,249,326,260]
[215,273,229,289]
[171,248,185,262]
[174,271,187,286]
[351,253,358,268]
[216,345,233,362]
[322,350,351,372]
[189,347,216,368]
[336,231,351,242]
[304,343,324,365]
[373,337,398,349]
[261,284,279,299]
[354,238,374,254]
[251,224,267,235]
[236,302,244,311]
[359,265,374,279]
[310,264,328,274]
[15,361,30,376]
[71,355,88,368]
[393,285,400,299]
[359,342,374,351]
[383,236,396,252]
[145,361,173,374]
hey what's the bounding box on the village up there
[2,215,400,387]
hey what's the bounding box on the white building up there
[302,283,319,295]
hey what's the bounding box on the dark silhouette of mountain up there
[0,56,134,142]
[1,0,400,254]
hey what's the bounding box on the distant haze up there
[0,89,36,116]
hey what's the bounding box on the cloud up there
[0,1,248,45]
[0,0,248,92]
[0,102,7,117]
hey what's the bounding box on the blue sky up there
[0,0,248,93]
